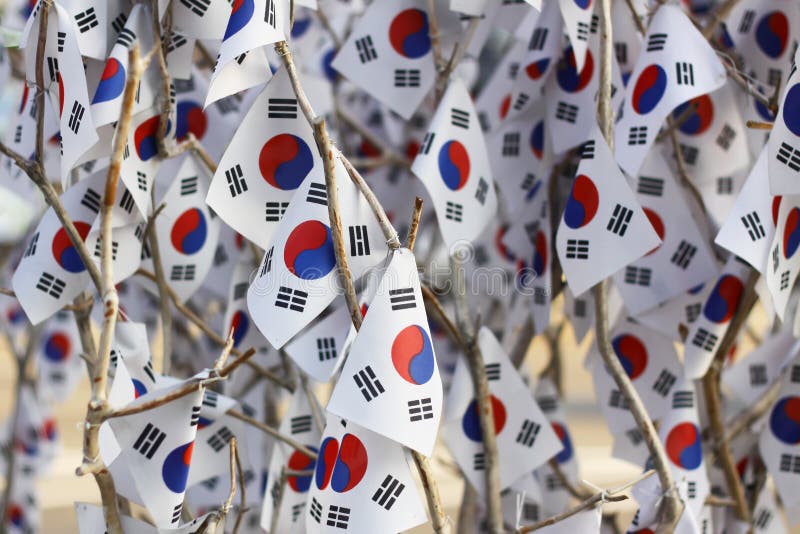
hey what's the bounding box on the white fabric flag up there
[411,77,498,248]
[723,328,799,405]
[305,414,427,533]
[283,301,354,383]
[556,127,661,296]
[765,194,800,319]
[327,248,443,456]
[768,47,800,195]
[331,0,435,120]
[557,0,594,73]
[614,4,726,176]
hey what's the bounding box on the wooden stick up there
[227,409,318,460]
[146,198,173,374]
[746,120,773,130]
[406,197,424,250]
[413,452,451,534]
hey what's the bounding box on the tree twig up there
[227,409,318,459]
[146,197,172,374]
[406,197,424,250]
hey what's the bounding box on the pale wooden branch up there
[746,120,773,130]
[151,0,173,159]
[413,452,451,534]
[146,197,173,374]
[232,440,248,534]
[548,458,591,500]
[339,156,402,248]
[313,117,363,331]
[702,270,758,523]
[427,0,445,71]
[227,409,318,460]
[451,253,503,533]
[34,0,50,175]
[516,471,655,533]
[268,467,288,534]
[457,484,478,534]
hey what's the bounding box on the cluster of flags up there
[2,0,800,532]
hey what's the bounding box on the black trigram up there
[207,426,234,452]
[181,176,198,196]
[75,7,99,33]
[264,0,276,27]
[652,369,677,397]
[233,282,248,300]
[624,266,652,286]
[522,502,540,522]
[419,132,435,155]
[545,474,564,490]
[671,240,697,269]
[647,33,667,51]
[179,0,211,16]
[580,140,595,159]
[503,132,520,156]
[675,62,695,86]
[628,126,648,145]
[265,201,289,221]
[394,69,421,87]
[637,176,664,196]
[529,28,548,50]
[566,239,589,259]
[512,93,530,111]
[226,164,248,197]
[67,101,85,134]
[615,42,627,65]
[485,363,501,381]
[516,419,541,447]
[356,35,378,63]
[306,182,328,205]
[143,360,156,383]
[119,189,135,213]
[291,503,305,522]
[203,391,219,408]
[508,61,520,78]
[776,142,800,172]
[290,415,312,434]
[740,212,766,242]
[451,108,470,129]
[170,264,196,281]
[738,9,755,33]
[716,124,736,150]
[260,246,274,276]
[555,102,578,123]
[574,299,587,317]
[171,503,182,525]
[235,52,247,65]
[56,31,65,52]
[354,365,385,402]
[348,225,371,256]
[408,398,434,422]
[679,143,698,165]
[749,363,767,386]
[672,390,694,409]
[317,337,337,361]
[275,286,308,312]
[133,423,166,459]
[686,481,696,499]
[779,454,800,473]
[445,201,463,222]
[473,452,485,471]
[521,173,537,192]
[24,232,39,258]
[608,390,630,409]
[93,239,118,261]
[536,395,557,414]
[475,178,489,205]
[13,125,21,144]
[309,498,323,523]
[116,28,135,48]
[167,33,188,54]
[626,428,644,446]
[36,272,66,299]
[326,506,350,529]
[213,244,228,267]
[754,508,773,529]
[267,98,297,119]
[717,176,733,194]
[590,14,599,33]
[576,21,589,41]
[773,245,780,273]
[372,475,405,510]
[780,270,791,290]
[389,287,416,310]
[607,204,633,236]
[111,12,128,34]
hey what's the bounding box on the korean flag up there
[11,177,101,324]
[149,153,221,302]
[184,390,242,487]
[305,415,427,534]
[283,301,355,383]
[60,0,108,60]
[614,4,725,177]
[474,39,527,134]
[411,77,498,249]
[765,194,800,320]
[36,310,85,403]
[119,108,169,218]
[331,0,435,120]
[246,154,388,349]
[327,248,442,456]
[171,0,231,40]
[558,0,595,74]
[107,383,204,528]
[441,327,562,496]
[715,147,777,273]
[207,66,320,249]
[587,316,682,434]
[683,255,752,379]
[658,378,710,520]
[555,127,661,297]
[768,47,800,195]
[205,0,287,106]
[222,261,269,353]
[260,388,322,532]
[612,149,718,315]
